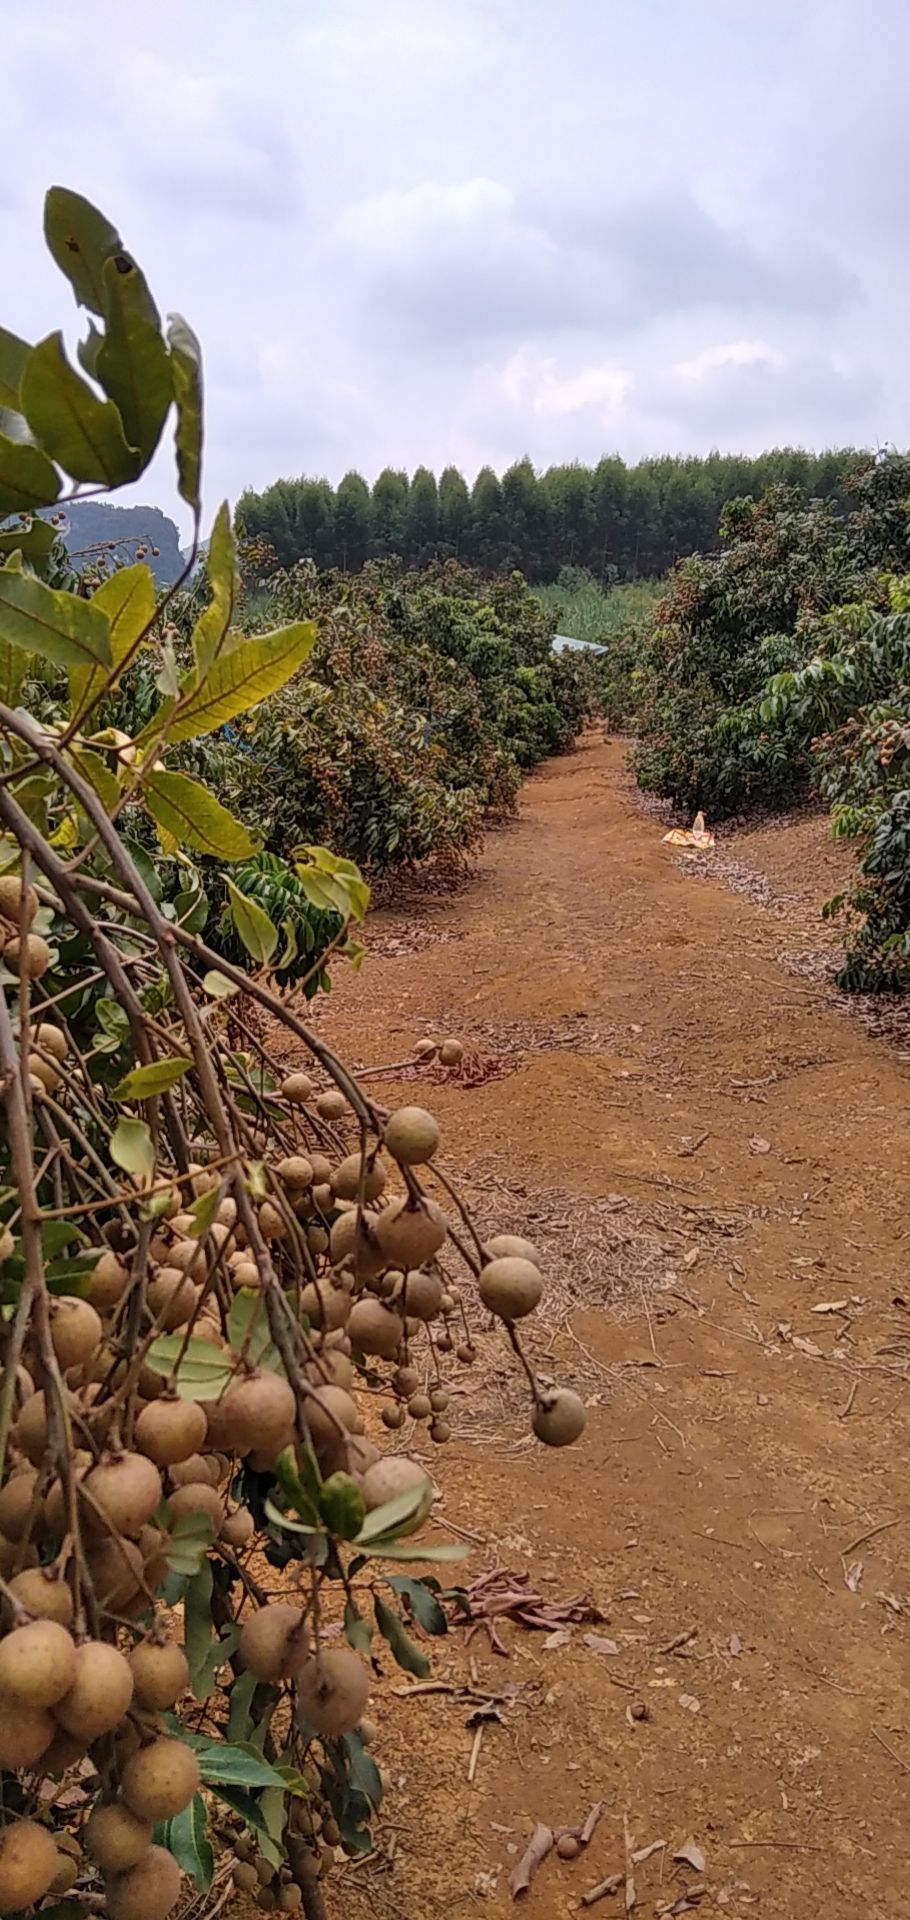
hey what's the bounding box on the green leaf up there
[22,332,141,486]
[68,746,120,814]
[172,885,209,936]
[77,320,104,380]
[146,769,259,860]
[319,1472,366,1541]
[0,637,26,708]
[192,1740,290,1792]
[146,621,318,745]
[344,1599,374,1654]
[187,1183,221,1238]
[0,519,57,567]
[227,1289,275,1365]
[0,325,30,410]
[273,1446,321,1526]
[112,1055,192,1100]
[355,1480,431,1544]
[342,1727,383,1809]
[263,1496,320,1539]
[203,969,239,999]
[191,502,237,674]
[373,1595,430,1678]
[387,1574,448,1634]
[146,1335,233,1401]
[184,1560,225,1699]
[164,1508,215,1574]
[204,1782,282,1867]
[223,877,278,967]
[0,431,61,514]
[226,1669,263,1744]
[96,252,172,463]
[44,186,122,315]
[0,557,111,672]
[110,1114,155,1180]
[356,1539,468,1565]
[160,1793,214,1891]
[294,846,371,923]
[70,559,156,718]
[167,313,203,515]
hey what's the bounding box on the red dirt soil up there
[252,735,910,1919]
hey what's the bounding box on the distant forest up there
[54,500,184,585]
[236,449,865,584]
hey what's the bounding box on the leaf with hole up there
[22,333,141,485]
[96,251,172,462]
[44,186,122,314]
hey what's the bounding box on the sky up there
[2,0,907,534]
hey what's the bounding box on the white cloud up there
[675,341,786,382]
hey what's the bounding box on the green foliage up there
[236,448,861,585]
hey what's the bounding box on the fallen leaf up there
[510,1822,553,1898]
[877,1591,903,1615]
[811,1300,849,1314]
[543,1628,572,1651]
[791,1335,823,1358]
[678,1693,702,1714]
[583,1634,621,1656]
[632,1839,666,1865]
[844,1559,864,1593]
[748,1137,771,1155]
[727,1634,742,1658]
[683,1249,700,1268]
[674,1839,707,1874]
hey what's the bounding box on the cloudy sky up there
[2,0,906,531]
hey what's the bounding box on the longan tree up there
[0,189,585,1920]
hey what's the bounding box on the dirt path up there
[309,734,910,1920]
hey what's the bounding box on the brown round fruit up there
[3,933,50,979]
[147,1269,200,1328]
[227,1371,296,1454]
[0,876,38,928]
[485,1232,542,1267]
[328,1209,384,1280]
[86,1248,129,1310]
[374,1196,448,1268]
[84,1799,152,1873]
[298,1647,370,1737]
[382,1105,440,1166]
[55,1639,134,1739]
[360,1457,433,1533]
[316,1088,347,1121]
[0,1698,53,1766]
[332,1153,387,1203]
[15,1391,53,1466]
[300,1279,351,1331]
[556,1833,581,1860]
[129,1638,190,1710]
[105,1843,182,1920]
[280,1072,314,1104]
[276,1154,314,1188]
[122,1735,201,1821]
[0,1817,58,1912]
[402,1269,443,1321]
[239,1603,308,1682]
[0,1467,39,1540]
[0,1619,75,1707]
[7,1567,73,1624]
[220,1505,255,1548]
[347,1297,404,1359]
[438,1038,464,1066]
[84,1451,163,1536]
[135,1396,207,1467]
[166,1482,225,1530]
[49,1294,103,1370]
[85,1538,145,1611]
[478,1256,542,1322]
[532,1388,586,1448]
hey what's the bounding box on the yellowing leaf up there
[190,502,236,674]
[70,560,156,720]
[110,1115,155,1181]
[112,1056,192,1100]
[146,770,258,860]
[143,621,317,745]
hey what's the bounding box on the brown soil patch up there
[242,734,910,1920]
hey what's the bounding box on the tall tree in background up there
[439,464,471,556]
[335,469,372,570]
[470,467,507,570]
[407,465,440,565]
[371,467,410,557]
